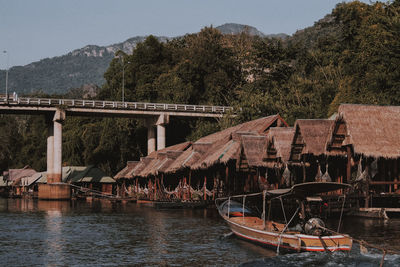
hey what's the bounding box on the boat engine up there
[304,218,326,236]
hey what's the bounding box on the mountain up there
[216,23,266,36]
[0,23,283,96]
[216,23,288,39]
[0,36,168,95]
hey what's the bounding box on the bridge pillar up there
[146,119,156,155]
[52,109,64,183]
[46,118,54,181]
[39,109,70,200]
[146,113,169,154]
[156,113,169,151]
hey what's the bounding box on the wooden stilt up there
[204,176,207,201]
[213,176,216,200]
[225,165,229,195]
[179,179,182,199]
[346,146,352,183]
[302,162,306,183]
[389,160,393,193]
[122,180,126,198]
[253,171,258,192]
[395,159,398,192]
[381,159,386,192]
[188,170,192,200]
[154,178,157,200]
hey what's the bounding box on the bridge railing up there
[0,96,234,114]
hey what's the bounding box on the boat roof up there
[267,182,351,199]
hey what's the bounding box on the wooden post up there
[188,170,192,200]
[395,159,399,192]
[178,179,182,199]
[262,190,266,230]
[302,162,306,183]
[213,176,216,200]
[346,146,352,183]
[136,178,138,194]
[183,176,187,200]
[203,176,207,201]
[154,178,157,201]
[389,160,393,194]
[381,159,386,192]
[365,178,370,208]
[253,171,258,191]
[225,165,229,195]
[148,180,152,200]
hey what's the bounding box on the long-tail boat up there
[216,182,353,253]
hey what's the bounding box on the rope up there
[276,206,300,255]
[337,195,346,233]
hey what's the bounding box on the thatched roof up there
[118,115,288,177]
[290,119,334,162]
[197,115,287,143]
[266,127,295,163]
[328,104,400,159]
[115,141,191,179]
[190,139,241,170]
[114,161,140,180]
[189,115,287,170]
[163,142,212,173]
[147,141,191,158]
[240,128,294,168]
[241,135,268,167]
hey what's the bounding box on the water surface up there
[0,198,399,266]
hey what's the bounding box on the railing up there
[0,95,234,114]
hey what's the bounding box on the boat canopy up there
[266,182,351,199]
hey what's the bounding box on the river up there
[0,198,399,266]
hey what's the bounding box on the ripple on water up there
[1,198,400,266]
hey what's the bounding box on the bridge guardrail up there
[0,96,234,114]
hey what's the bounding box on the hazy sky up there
[0,0,367,69]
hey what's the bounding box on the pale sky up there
[0,0,368,69]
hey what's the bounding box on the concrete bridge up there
[0,96,234,199]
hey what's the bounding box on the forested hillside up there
[1,1,399,175]
[0,24,266,95]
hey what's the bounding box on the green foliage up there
[1,1,400,175]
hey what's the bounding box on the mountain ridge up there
[0,23,288,95]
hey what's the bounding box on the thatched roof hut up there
[238,127,294,170]
[327,104,400,159]
[114,141,191,179]
[189,115,287,170]
[265,127,295,166]
[241,135,268,167]
[149,151,184,176]
[163,142,213,174]
[114,161,140,180]
[290,119,335,162]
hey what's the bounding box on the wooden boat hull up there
[225,216,352,252]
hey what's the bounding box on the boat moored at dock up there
[216,182,353,253]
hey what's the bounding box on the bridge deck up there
[0,97,235,118]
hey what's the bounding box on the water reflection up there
[0,198,400,266]
[44,210,64,266]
